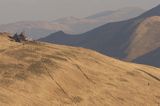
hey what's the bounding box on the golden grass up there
[0,34,160,106]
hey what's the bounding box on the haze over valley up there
[0,7,144,39]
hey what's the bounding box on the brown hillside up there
[126,16,160,60]
[0,34,160,106]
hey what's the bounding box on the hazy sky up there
[0,0,160,24]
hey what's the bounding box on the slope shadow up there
[133,48,160,67]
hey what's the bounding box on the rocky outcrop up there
[12,32,30,42]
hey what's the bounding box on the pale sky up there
[0,0,160,24]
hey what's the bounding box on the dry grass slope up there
[0,34,160,106]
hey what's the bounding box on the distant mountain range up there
[0,7,144,39]
[39,4,160,67]
[0,21,71,39]
[52,7,144,34]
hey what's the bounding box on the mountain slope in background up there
[0,7,144,39]
[39,5,160,67]
[125,16,160,61]
[133,48,160,67]
[0,33,160,106]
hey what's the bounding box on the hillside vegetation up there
[0,33,160,106]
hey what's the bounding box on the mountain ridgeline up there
[0,7,144,39]
[39,4,160,67]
